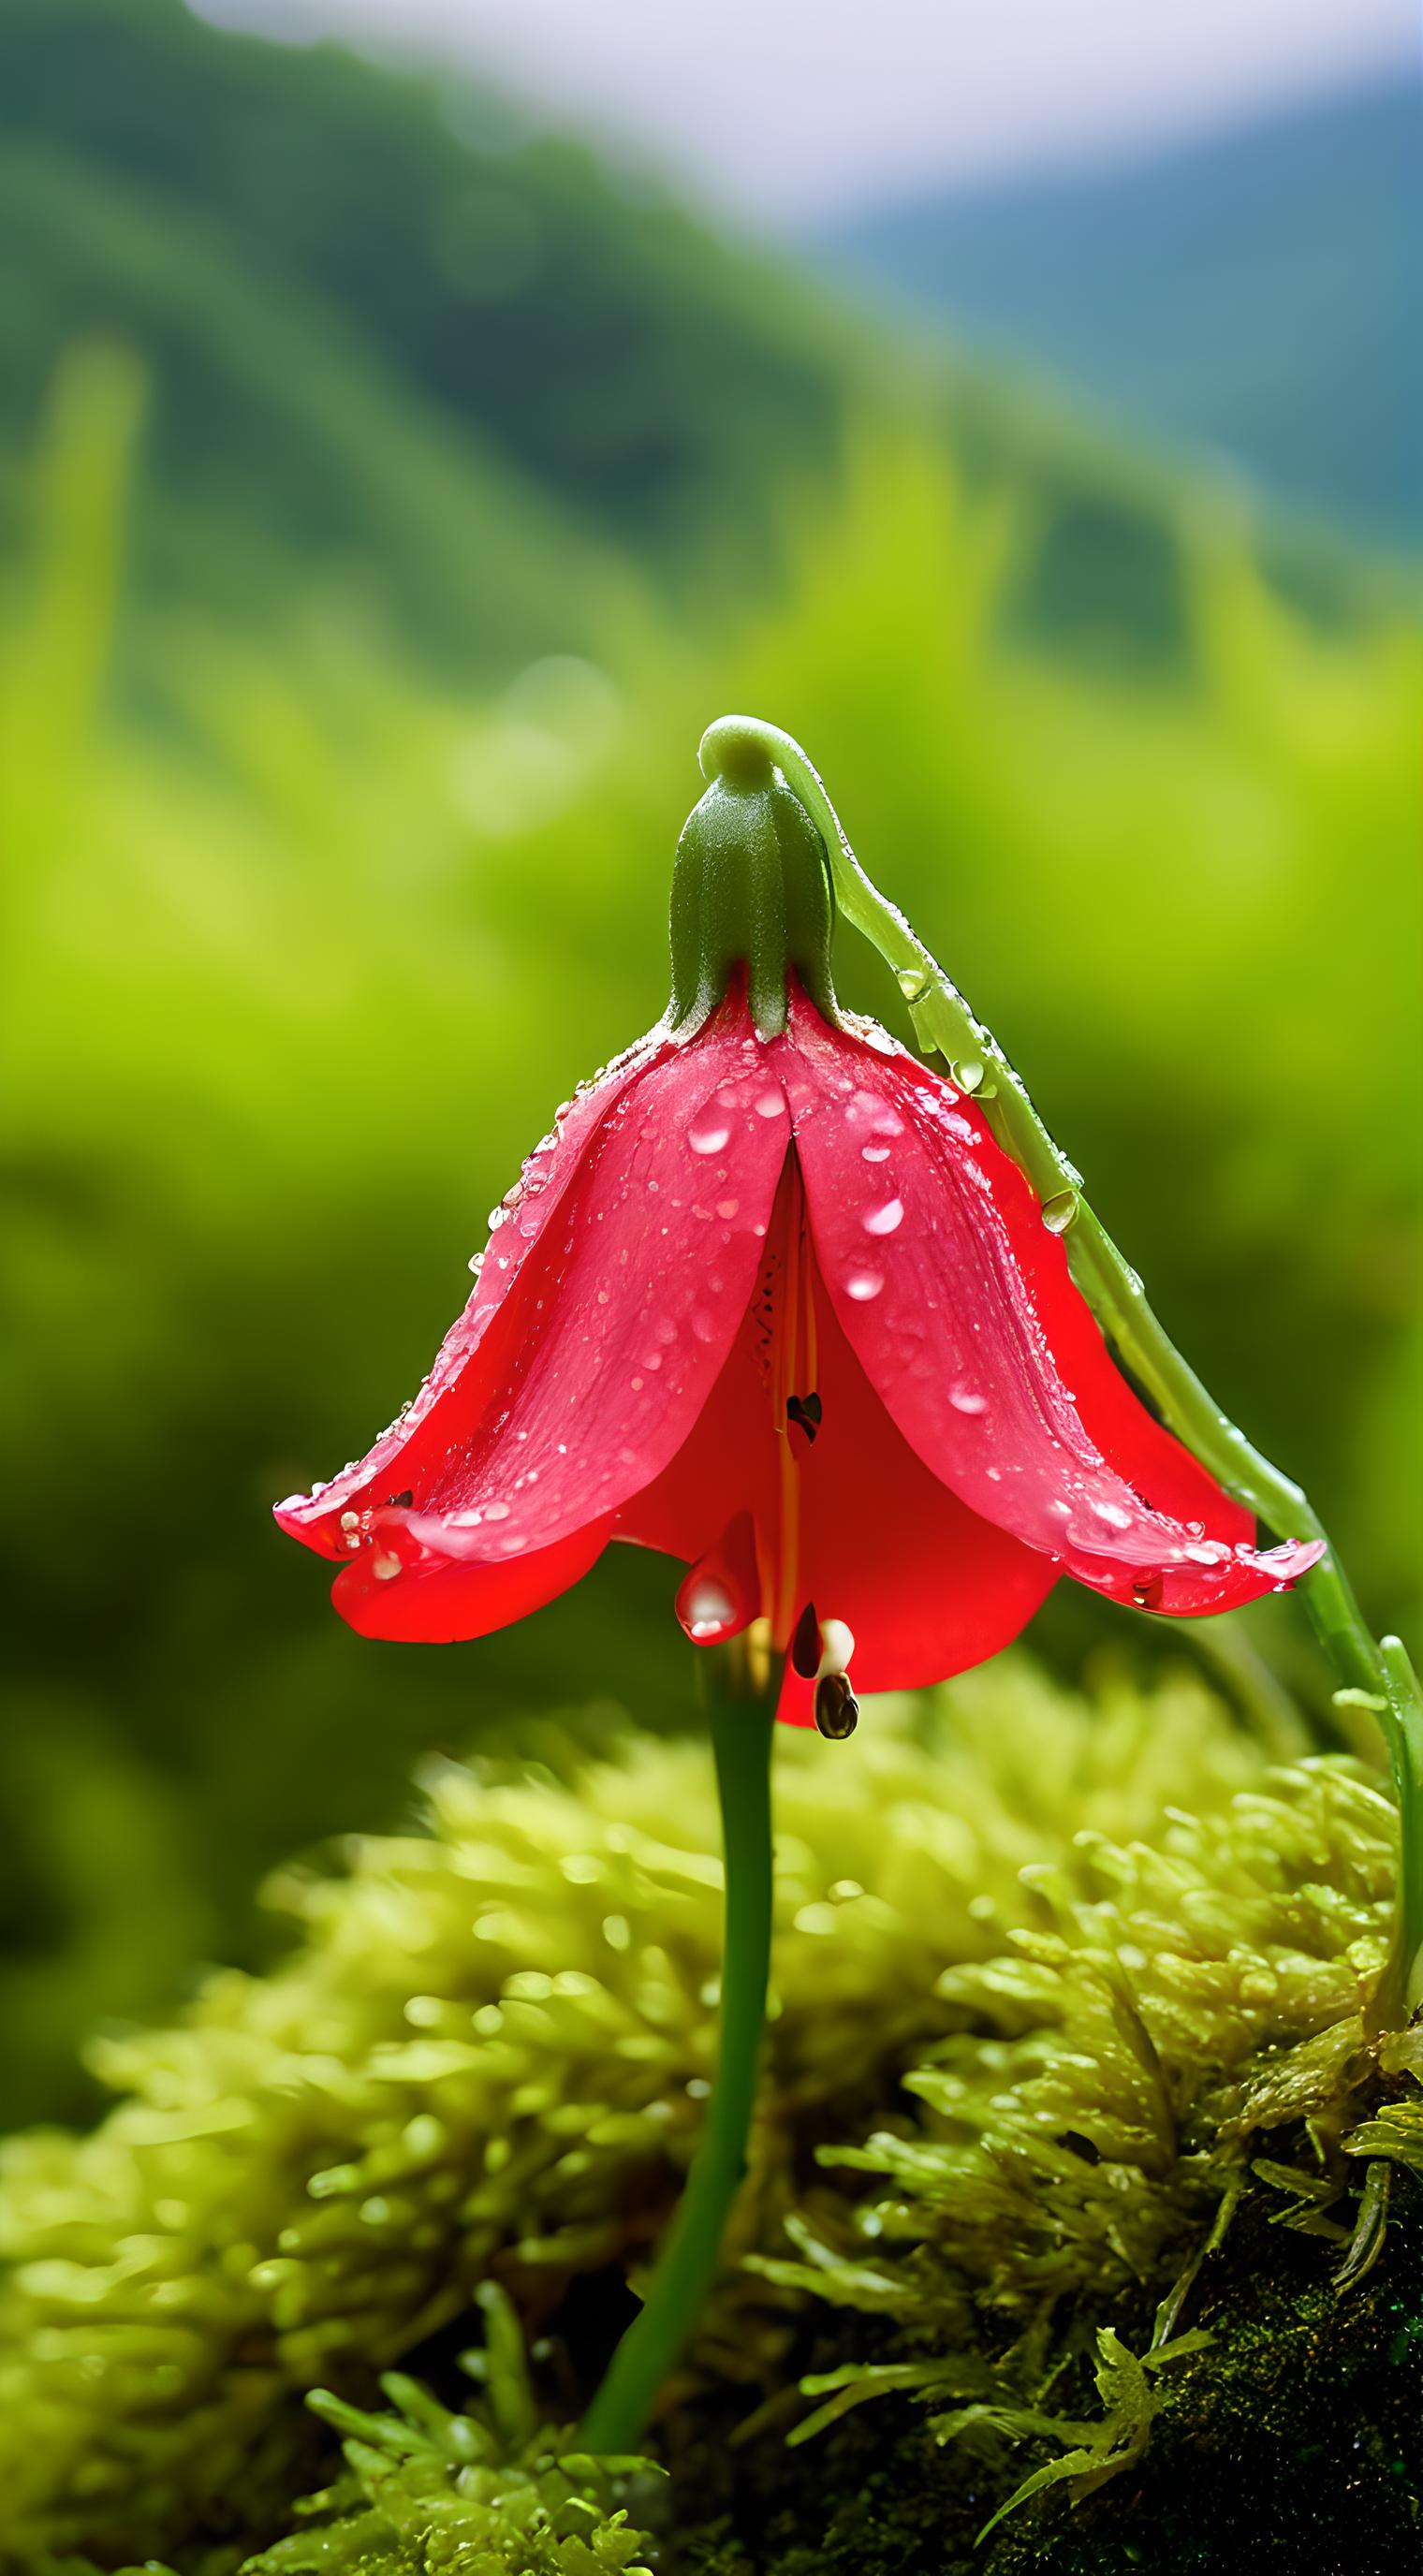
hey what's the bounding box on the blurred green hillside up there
[2,0,1420,2131]
[821,75,1422,554]
[0,0,1395,678]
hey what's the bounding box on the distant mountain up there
[818,78,1421,554]
[0,0,864,670]
[0,0,1397,695]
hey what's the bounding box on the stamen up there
[815,1617,855,1679]
[790,1601,821,1678]
[770,1168,807,1645]
[814,1674,859,1739]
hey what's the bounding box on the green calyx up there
[667,716,841,1040]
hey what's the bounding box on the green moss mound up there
[1,1660,1417,2573]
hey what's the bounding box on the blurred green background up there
[2,0,1419,2129]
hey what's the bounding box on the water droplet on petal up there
[755,1089,786,1120]
[683,1577,736,1641]
[482,1500,511,1522]
[371,1551,403,1582]
[715,1197,740,1221]
[861,1143,890,1164]
[844,1268,884,1302]
[862,1197,904,1237]
[689,1119,731,1156]
[949,1386,987,1416]
[1093,1500,1134,1531]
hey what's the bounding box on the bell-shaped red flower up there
[276,744,1319,1724]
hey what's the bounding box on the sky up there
[198,0,1417,224]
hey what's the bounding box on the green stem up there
[698,715,1423,2022]
[580,1646,777,2453]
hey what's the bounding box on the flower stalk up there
[698,715,1423,2025]
[579,1631,779,2452]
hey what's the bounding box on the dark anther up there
[386,1490,414,1509]
[790,1601,821,1679]
[786,1391,822,1443]
[814,1674,858,1740]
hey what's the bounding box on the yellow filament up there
[770,1164,808,1647]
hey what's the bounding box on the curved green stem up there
[580,1644,777,2452]
[698,715,1423,2022]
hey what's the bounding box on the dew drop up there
[683,1577,736,1640]
[715,1197,740,1222]
[844,1268,884,1303]
[371,1551,403,1582]
[689,1119,731,1156]
[861,1142,890,1164]
[1041,1189,1079,1236]
[482,1499,511,1522]
[951,1059,985,1093]
[755,1089,786,1120]
[862,1197,904,1237]
[949,1386,987,1416]
[1093,1500,1134,1531]
[896,967,932,1004]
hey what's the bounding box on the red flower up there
[276,976,1318,1726]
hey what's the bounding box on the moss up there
[226,2284,661,2576]
[755,1751,1395,2395]
[0,1657,1416,2573]
[651,2199,1423,2575]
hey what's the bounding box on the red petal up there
[617,1221,1057,1718]
[274,1022,672,1559]
[278,1001,791,1639]
[332,1516,614,1644]
[788,1003,1321,1617]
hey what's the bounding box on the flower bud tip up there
[697,714,779,791]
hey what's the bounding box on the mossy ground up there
[1,1660,1418,2574]
[664,2199,1423,2575]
